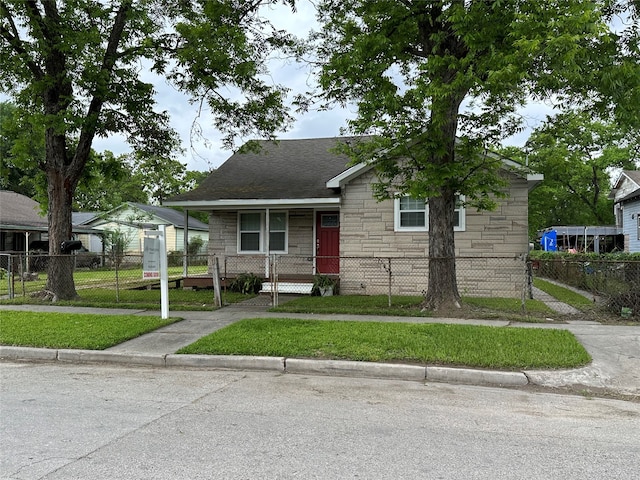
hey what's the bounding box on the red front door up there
[316,211,340,274]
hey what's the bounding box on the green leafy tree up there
[0,101,45,200]
[73,151,149,211]
[0,0,296,300]
[525,111,639,237]
[186,235,205,255]
[313,0,639,309]
[128,152,187,205]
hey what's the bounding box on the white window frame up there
[394,195,466,232]
[237,210,288,254]
[268,211,288,252]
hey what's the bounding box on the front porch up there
[182,272,339,296]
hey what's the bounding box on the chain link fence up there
[2,251,636,319]
[215,254,533,309]
[0,253,210,304]
[532,257,640,319]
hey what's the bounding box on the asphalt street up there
[2,362,639,480]
[1,303,639,397]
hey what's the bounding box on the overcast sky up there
[90,1,561,172]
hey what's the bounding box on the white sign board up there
[143,226,169,319]
[143,236,161,279]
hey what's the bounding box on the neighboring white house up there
[77,202,209,254]
[610,170,640,253]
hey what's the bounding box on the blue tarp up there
[541,230,557,251]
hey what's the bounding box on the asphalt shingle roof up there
[0,191,48,228]
[169,138,353,202]
[130,203,208,230]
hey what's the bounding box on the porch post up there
[24,231,30,272]
[265,208,270,278]
[183,210,189,277]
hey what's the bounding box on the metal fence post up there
[387,257,392,307]
[271,254,278,307]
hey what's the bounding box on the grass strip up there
[0,310,178,349]
[177,318,591,370]
[533,278,594,309]
[270,295,428,316]
[271,294,552,320]
[462,296,552,313]
[0,289,252,311]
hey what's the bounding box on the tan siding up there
[165,226,177,252]
[208,209,316,277]
[339,169,529,297]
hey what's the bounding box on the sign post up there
[143,226,169,319]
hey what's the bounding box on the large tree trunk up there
[424,189,460,310]
[422,85,466,310]
[45,135,78,301]
[35,1,132,301]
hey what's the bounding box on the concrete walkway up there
[1,301,638,398]
[531,286,582,315]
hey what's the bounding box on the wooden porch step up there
[260,282,314,295]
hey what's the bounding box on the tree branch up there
[0,1,44,79]
[72,1,133,176]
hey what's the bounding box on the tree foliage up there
[0,101,45,200]
[2,99,210,211]
[0,0,296,300]
[524,110,639,237]
[312,0,637,309]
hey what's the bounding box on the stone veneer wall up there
[207,209,316,277]
[338,169,530,298]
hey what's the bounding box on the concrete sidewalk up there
[1,303,638,398]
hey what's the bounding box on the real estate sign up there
[143,236,160,279]
[143,226,169,319]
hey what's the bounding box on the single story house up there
[609,170,640,253]
[164,137,543,297]
[77,202,209,254]
[0,190,97,254]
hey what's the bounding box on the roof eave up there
[326,162,373,189]
[527,173,544,192]
[326,157,542,189]
[163,197,341,211]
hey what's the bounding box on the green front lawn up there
[271,294,553,321]
[177,318,591,370]
[1,287,252,310]
[270,295,427,316]
[0,310,178,349]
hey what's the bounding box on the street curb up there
[0,346,58,361]
[1,348,531,388]
[285,358,427,381]
[166,354,285,371]
[427,366,529,387]
[57,349,166,367]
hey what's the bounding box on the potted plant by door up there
[313,274,337,296]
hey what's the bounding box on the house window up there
[394,196,465,232]
[239,212,261,252]
[321,214,340,228]
[269,211,287,251]
[238,211,288,253]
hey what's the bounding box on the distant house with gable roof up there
[77,202,209,254]
[610,170,640,253]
